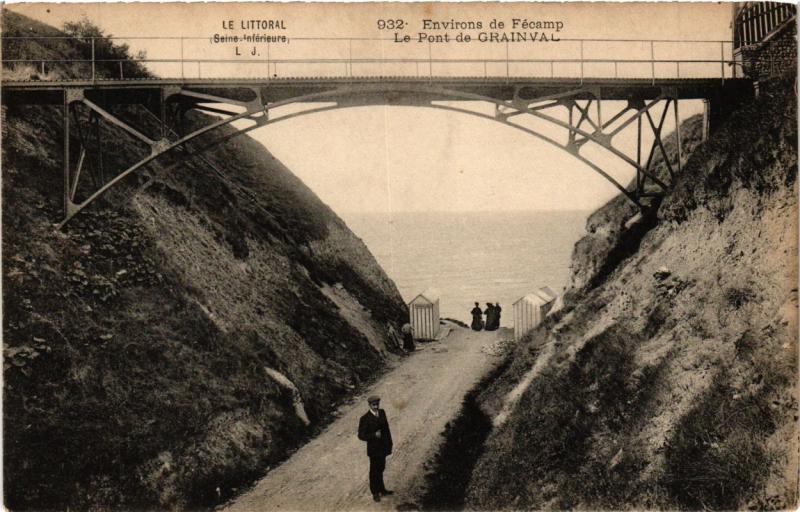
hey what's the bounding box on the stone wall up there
[739,16,797,81]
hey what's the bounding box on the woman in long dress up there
[484,303,497,331]
[401,322,415,351]
[470,302,484,331]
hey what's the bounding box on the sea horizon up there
[342,209,591,328]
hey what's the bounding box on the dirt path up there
[223,323,507,512]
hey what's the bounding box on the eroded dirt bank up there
[2,11,407,510]
[434,59,798,512]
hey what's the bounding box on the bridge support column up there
[674,99,683,175]
[91,111,105,186]
[706,97,728,134]
[62,91,70,222]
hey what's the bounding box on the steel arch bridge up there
[2,76,752,228]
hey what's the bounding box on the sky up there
[243,99,705,213]
[10,2,733,213]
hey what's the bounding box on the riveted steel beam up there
[56,82,685,227]
[599,106,631,133]
[644,99,675,181]
[62,92,70,221]
[194,104,242,116]
[90,111,105,187]
[82,98,157,147]
[674,98,683,175]
[608,94,666,137]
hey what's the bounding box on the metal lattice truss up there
[59,83,686,227]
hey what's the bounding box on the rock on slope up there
[2,11,406,510]
[465,50,797,512]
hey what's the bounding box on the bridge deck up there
[2,76,752,104]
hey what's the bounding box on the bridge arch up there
[58,82,681,227]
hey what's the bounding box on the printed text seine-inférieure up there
[213,34,288,43]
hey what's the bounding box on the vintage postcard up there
[2,2,797,511]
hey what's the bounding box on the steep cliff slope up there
[2,11,406,510]
[569,113,705,293]
[464,53,797,512]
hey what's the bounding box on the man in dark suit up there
[357,395,394,502]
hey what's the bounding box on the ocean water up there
[343,210,589,327]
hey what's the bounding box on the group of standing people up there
[470,302,502,331]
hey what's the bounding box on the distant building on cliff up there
[732,2,796,80]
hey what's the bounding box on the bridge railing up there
[2,35,746,83]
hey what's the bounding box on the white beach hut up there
[537,286,559,304]
[408,288,441,341]
[513,287,558,341]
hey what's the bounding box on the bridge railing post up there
[650,40,655,85]
[720,41,725,83]
[674,98,682,174]
[506,40,510,82]
[63,91,70,220]
[379,37,383,77]
[580,40,584,84]
[428,40,432,81]
[180,37,185,81]
[91,37,96,82]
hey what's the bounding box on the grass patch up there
[644,302,673,337]
[468,323,666,509]
[725,286,756,309]
[663,370,776,509]
[420,355,513,511]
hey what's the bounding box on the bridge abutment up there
[704,84,756,137]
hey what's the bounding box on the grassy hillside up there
[465,72,797,510]
[414,28,798,511]
[2,10,407,510]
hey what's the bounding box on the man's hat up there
[367,395,380,403]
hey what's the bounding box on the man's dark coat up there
[358,409,393,457]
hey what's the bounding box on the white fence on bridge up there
[2,35,746,83]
